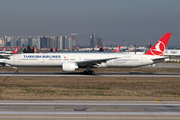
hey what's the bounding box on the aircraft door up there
[38,58,46,65]
[140,57,143,63]
[17,58,21,64]
[76,56,82,62]
[13,57,16,64]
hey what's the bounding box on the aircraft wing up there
[77,58,115,67]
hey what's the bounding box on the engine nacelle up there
[62,62,79,72]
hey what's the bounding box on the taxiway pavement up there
[0,100,179,120]
[0,63,180,77]
[0,72,180,77]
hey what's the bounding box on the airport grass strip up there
[0,77,180,100]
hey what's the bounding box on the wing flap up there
[151,56,169,64]
[77,58,115,67]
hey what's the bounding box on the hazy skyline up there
[0,0,180,46]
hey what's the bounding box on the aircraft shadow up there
[0,72,180,76]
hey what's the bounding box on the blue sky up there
[0,0,180,46]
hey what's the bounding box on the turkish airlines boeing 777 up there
[4,33,171,74]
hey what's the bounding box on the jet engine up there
[62,63,79,72]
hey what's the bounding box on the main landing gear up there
[84,70,95,75]
[13,67,19,73]
[84,66,95,75]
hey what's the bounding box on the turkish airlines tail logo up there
[102,46,106,50]
[94,46,97,50]
[114,45,121,52]
[145,33,171,56]
[12,47,18,54]
[2,47,6,51]
[53,48,56,53]
[34,47,37,53]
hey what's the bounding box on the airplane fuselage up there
[4,53,163,68]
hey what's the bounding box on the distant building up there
[57,36,63,50]
[90,33,97,47]
[31,36,41,49]
[19,36,29,47]
[63,36,67,49]
[10,36,19,47]
[4,36,11,46]
[0,38,5,47]
[28,36,33,47]
[46,37,50,48]
[66,37,72,51]
[41,36,48,48]
[97,37,103,47]
[49,37,55,49]
[3,35,72,51]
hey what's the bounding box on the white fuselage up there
[4,53,164,68]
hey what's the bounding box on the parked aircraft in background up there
[3,33,171,74]
[114,45,121,52]
[53,48,56,53]
[102,46,106,50]
[34,47,37,53]
[0,47,18,54]
[2,47,6,51]
[11,47,18,54]
[0,47,7,53]
[0,47,18,58]
[94,46,98,51]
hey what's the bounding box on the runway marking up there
[1,74,180,77]
[3,76,9,81]
[0,111,180,115]
[0,103,180,106]
[0,116,180,119]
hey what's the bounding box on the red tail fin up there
[53,48,56,53]
[114,45,121,52]
[102,46,106,50]
[2,47,6,51]
[34,47,37,53]
[94,46,97,50]
[145,33,171,56]
[12,47,18,54]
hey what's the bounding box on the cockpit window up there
[6,58,10,60]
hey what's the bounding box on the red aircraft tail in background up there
[114,45,121,52]
[94,46,98,50]
[102,46,106,50]
[12,47,18,54]
[53,48,56,53]
[2,47,6,51]
[34,47,37,53]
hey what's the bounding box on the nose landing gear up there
[13,67,20,73]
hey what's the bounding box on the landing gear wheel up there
[85,70,95,75]
[84,70,88,74]
[13,67,19,74]
[91,71,95,75]
[84,66,95,75]
[89,70,95,75]
[88,71,91,75]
